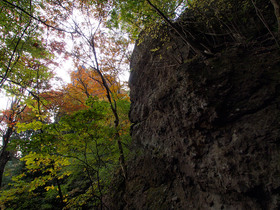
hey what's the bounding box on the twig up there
[2,0,74,33]
[251,0,279,47]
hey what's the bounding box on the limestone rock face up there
[122,29,280,209]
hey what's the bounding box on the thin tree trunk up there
[0,149,10,188]
[51,163,65,208]
[90,38,127,179]
[73,17,128,179]
[0,99,25,188]
[0,126,13,188]
[270,0,280,34]
[56,178,64,207]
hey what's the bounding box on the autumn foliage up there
[0,0,130,208]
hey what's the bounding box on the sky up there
[0,91,10,110]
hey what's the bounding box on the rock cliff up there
[110,2,280,209]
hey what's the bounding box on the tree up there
[0,98,25,188]
[0,0,131,208]
[0,0,60,189]
[0,0,55,91]
[51,1,132,178]
[0,96,129,209]
[104,0,186,37]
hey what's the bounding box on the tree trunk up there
[0,127,13,188]
[271,0,280,34]
[90,38,127,179]
[0,150,10,188]
[56,178,65,208]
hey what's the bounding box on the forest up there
[1,0,280,209]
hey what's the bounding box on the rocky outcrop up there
[124,35,280,209]
[110,3,280,209]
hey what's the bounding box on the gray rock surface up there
[124,32,280,209]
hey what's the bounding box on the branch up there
[0,76,48,109]
[145,0,213,56]
[251,0,279,47]
[2,0,74,33]
[0,20,31,88]
[89,32,128,178]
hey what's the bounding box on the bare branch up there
[145,0,213,56]
[2,0,74,33]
